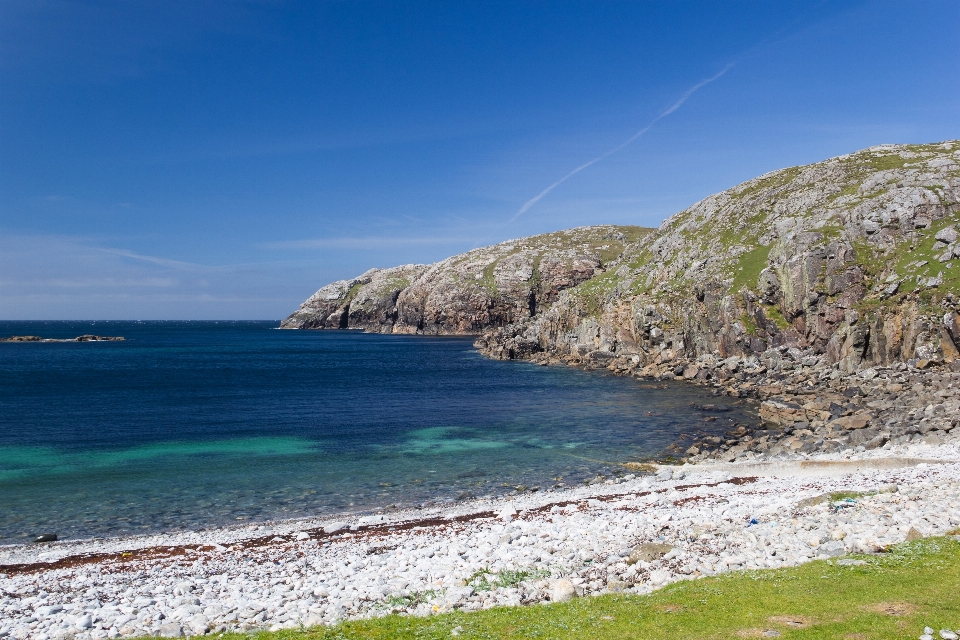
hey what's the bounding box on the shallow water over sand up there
[0,321,755,544]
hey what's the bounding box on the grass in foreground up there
[172,536,960,639]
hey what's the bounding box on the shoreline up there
[3,352,959,639]
[3,437,959,639]
[521,346,960,463]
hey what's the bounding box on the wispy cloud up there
[263,236,469,250]
[5,277,180,289]
[511,63,734,222]
[98,248,206,271]
[98,248,297,272]
[0,233,313,319]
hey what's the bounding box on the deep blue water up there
[0,321,755,544]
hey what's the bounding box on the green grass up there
[890,216,960,292]
[372,277,411,298]
[344,282,364,304]
[829,490,870,502]
[569,270,621,317]
[848,212,960,316]
[466,567,552,592]
[730,243,773,294]
[376,590,440,612]
[732,166,803,202]
[465,225,654,297]
[167,536,960,640]
[860,152,912,172]
[740,312,759,336]
[762,304,791,331]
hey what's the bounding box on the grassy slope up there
[577,143,960,313]
[181,536,960,640]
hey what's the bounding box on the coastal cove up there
[0,321,755,546]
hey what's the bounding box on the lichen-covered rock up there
[280,265,427,330]
[284,141,960,373]
[281,226,650,334]
[477,141,960,372]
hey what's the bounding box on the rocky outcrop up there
[282,265,430,331]
[475,141,960,373]
[281,226,652,334]
[284,141,960,375]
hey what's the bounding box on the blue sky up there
[1,1,958,320]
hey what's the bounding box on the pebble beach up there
[3,437,960,639]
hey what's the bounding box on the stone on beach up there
[2,450,959,638]
[323,522,347,534]
[549,579,576,602]
[627,543,674,564]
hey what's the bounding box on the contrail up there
[510,63,734,222]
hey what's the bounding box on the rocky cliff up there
[284,141,960,374]
[280,226,652,334]
[476,141,960,374]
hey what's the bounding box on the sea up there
[0,321,756,545]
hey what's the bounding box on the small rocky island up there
[1,335,124,343]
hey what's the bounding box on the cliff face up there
[280,226,652,335]
[476,141,960,372]
[284,141,960,373]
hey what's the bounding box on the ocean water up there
[0,321,756,544]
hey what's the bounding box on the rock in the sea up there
[33,533,57,543]
[473,142,960,375]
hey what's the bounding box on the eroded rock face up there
[281,226,650,335]
[280,265,428,330]
[476,141,960,372]
[284,142,960,372]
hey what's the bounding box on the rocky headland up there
[280,225,653,335]
[284,140,960,463]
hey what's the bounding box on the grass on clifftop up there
[185,536,960,640]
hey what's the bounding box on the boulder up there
[830,414,871,431]
[549,579,576,602]
[626,543,674,564]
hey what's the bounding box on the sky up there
[1,1,958,320]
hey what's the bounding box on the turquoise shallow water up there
[0,321,756,544]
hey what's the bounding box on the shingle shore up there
[2,441,959,639]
